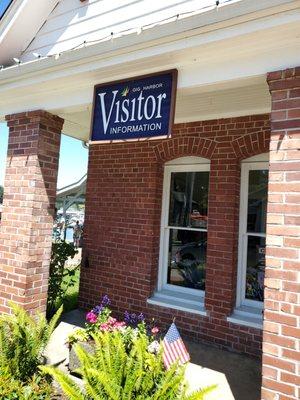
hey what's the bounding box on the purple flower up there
[124,311,145,327]
[92,305,103,315]
[101,295,111,307]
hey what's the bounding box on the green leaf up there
[40,365,85,400]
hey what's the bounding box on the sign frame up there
[89,69,178,144]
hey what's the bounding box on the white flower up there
[147,340,160,354]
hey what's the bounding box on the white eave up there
[0,0,299,140]
[57,174,87,198]
[0,0,59,66]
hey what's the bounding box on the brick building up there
[0,1,299,399]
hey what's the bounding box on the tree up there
[0,186,3,204]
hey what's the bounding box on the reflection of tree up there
[170,172,208,227]
[246,271,264,301]
[248,170,268,232]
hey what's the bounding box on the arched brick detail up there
[153,136,217,162]
[231,130,270,160]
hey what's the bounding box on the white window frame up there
[236,154,269,310]
[157,156,210,298]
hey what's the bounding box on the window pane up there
[247,170,268,233]
[168,229,206,290]
[245,236,265,301]
[168,171,209,228]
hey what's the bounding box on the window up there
[236,154,269,310]
[157,157,210,298]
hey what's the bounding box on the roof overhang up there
[0,0,58,66]
[0,0,299,141]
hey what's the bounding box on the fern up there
[44,330,216,400]
[41,366,85,400]
[182,384,218,400]
[0,303,63,382]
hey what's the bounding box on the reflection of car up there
[171,241,206,290]
[174,241,206,268]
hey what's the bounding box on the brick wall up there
[79,114,270,356]
[0,111,63,314]
[262,68,300,399]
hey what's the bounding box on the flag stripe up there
[162,322,190,369]
[174,340,184,359]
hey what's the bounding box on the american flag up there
[162,322,190,369]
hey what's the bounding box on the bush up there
[0,303,62,383]
[47,240,79,318]
[0,370,52,400]
[43,331,215,400]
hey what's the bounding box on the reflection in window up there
[168,230,206,290]
[246,236,266,301]
[169,172,209,229]
[247,170,268,233]
[241,166,268,304]
[163,168,209,292]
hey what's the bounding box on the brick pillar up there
[262,68,300,400]
[0,111,63,314]
[205,153,239,316]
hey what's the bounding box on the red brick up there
[262,378,295,396]
[79,114,269,358]
[264,67,300,400]
[0,111,63,314]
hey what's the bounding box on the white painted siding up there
[22,0,229,61]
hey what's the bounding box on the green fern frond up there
[183,384,218,400]
[48,330,217,400]
[41,365,85,400]
[85,367,121,400]
[45,305,63,342]
[0,302,62,382]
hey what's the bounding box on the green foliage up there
[0,370,52,400]
[68,328,90,346]
[0,303,63,383]
[47,240,78,317]
[0,185,3,203]
[43,331,215,400]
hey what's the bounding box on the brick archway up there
[231,130,270,160]
[153,136,217,162]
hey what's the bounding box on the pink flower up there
[86,311,97,324]
[151,327,159,335]
[100,323,111,331]
[108,317,117,325]
[114,321,126,330]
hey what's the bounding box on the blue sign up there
[90,70,177,142]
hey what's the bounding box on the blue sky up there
[0,0,13,19]
[0,123,88,189]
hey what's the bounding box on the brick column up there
[0,111,63,314]
[205,153,240,316]
[262,68,300,400]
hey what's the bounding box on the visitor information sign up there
[90,70,177,142]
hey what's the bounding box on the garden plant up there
[43,295,216,400]
[47,240,79,318]
[0,303,62,399]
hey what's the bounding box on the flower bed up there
[44,295,215,399]
[68,296,160,343]
[68,295,161,371]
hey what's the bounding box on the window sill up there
[227,305,263,330]
[147,289,207,316]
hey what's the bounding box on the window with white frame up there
[158,157,210,297]
[236,154,269,309]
